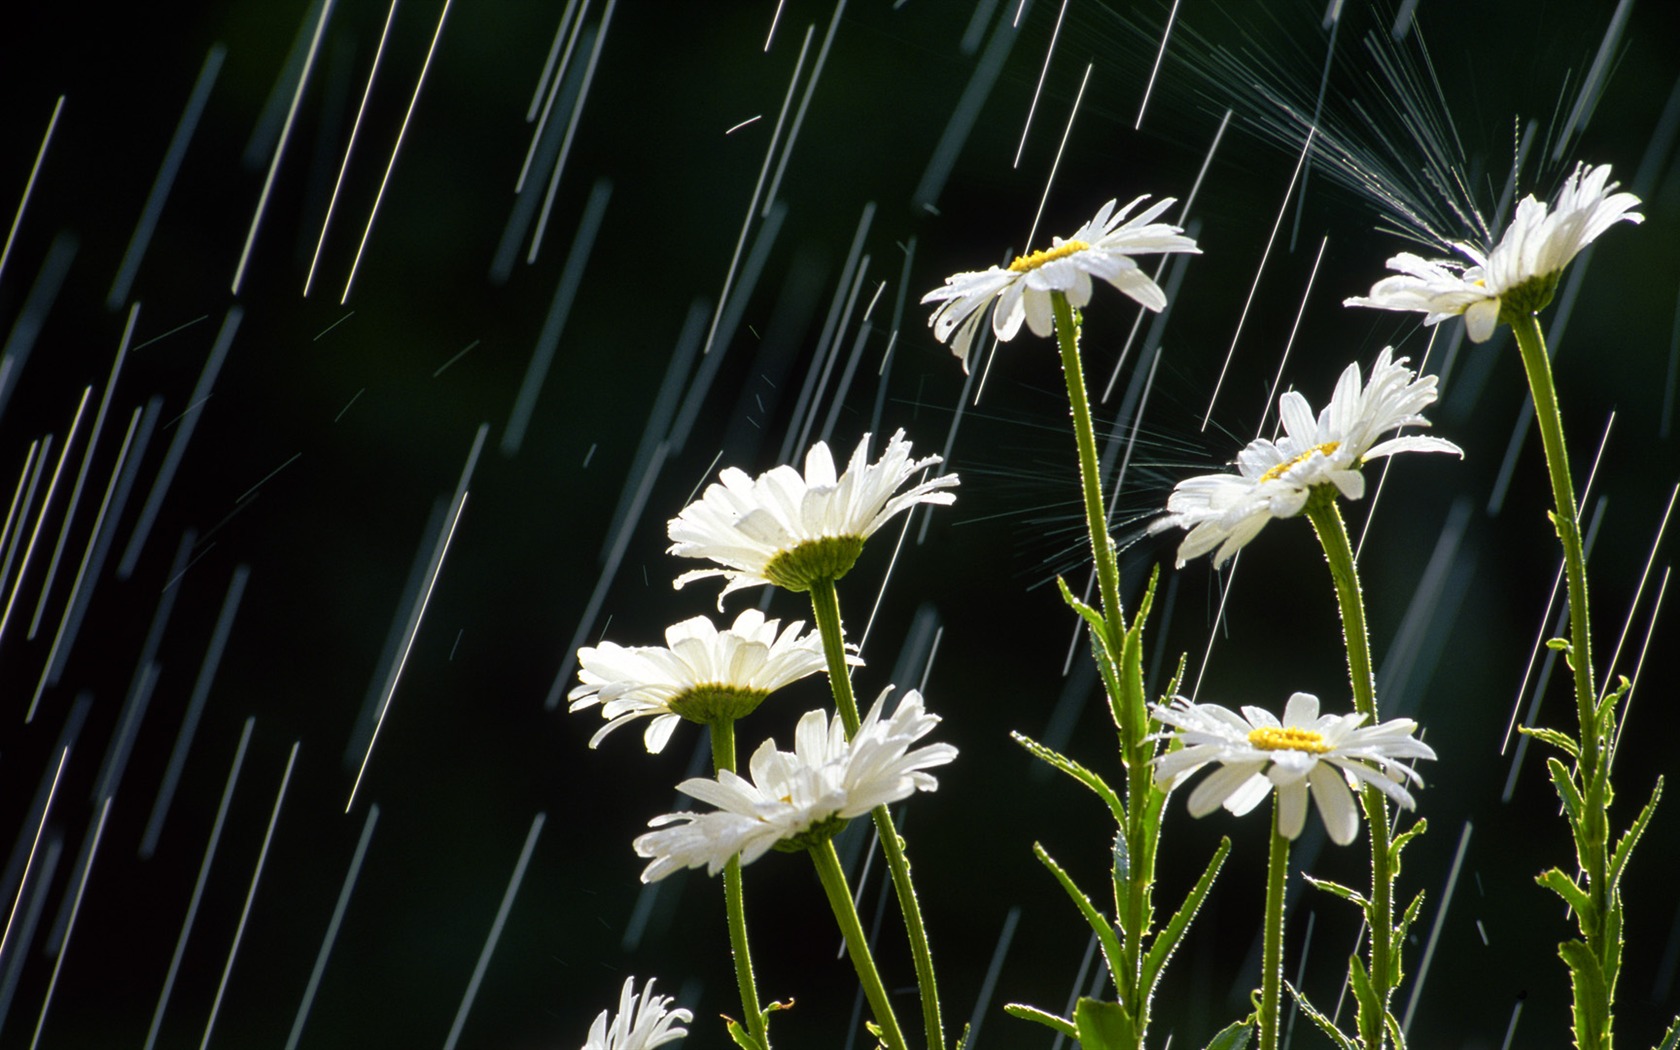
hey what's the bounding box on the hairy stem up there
[811,840,911,1050]
[711,720,770,1049]
[1260,803,1291,1050]
[809,576,945,1050]
[1305,493,1396,1049]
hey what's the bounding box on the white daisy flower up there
[667,429,958,605]
[1149,348,1461,567]
[581,976,692,1050]
[633,689,957,882]
[1151,692,1436,846]
[921,196,1201,370]
[1345,162,1643,342]
[568,609,845,753]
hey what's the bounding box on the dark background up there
[0,1,1676,1047]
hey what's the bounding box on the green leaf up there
[1611,776,1663,884]
[725,1018,767,1050]
[1058,575,1111,639]
[1547,757,1586,827]
[1200,1017,1253,1050]
[1112,829,1131,908]
[1537,867,1594,924]
[1396,889,1427,949]
[1546,637,1572,653]
[1347,954,1383,1046]
[1302,872,1369,909]
[1142,837,1232,994]
[1558,938,1611,1050]
[1012,732,1126,825]
[1074,997,1135,1050]
[1034,843,1126,979]
[1388,817,1428,879]
[1517,724,1581,759]
[1003,1004,1077,1039]
[1654,1012,1680,1050]
[1285,982,1356,1050]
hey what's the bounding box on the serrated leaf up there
[1003,1003,1078,1039]
[725,1018,766,1050]
[1537,867,1594,923]
[1518,724,1581,759]
[1558,938,1610,1050]
[1285,982,1356,1050]
[1302,872,1369,909]
[1611,776,1663,884]
[1397,890,1427,948]
[1058,575,1111,638]
[1012,732,1126,824]
[1074,997,1134,1050]
[1034,843,1125,979]
[1142,837,1231,994]
[1201,1017,1253,1050]
[1112,829,1130,909]
[1547,757,1586,827]
[953,1021,973,1050]
[1347,953,1383,1046]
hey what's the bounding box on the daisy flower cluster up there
[568,609,842,753]
[667,428,958,603]
[1345,162,1643,341]
[1152,693,1436,845]
[921,196,1201,369]
[581,977,692,1050]
[1151,348,1461,567]
[634,689,957,882]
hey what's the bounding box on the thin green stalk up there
[1259,803,1291,1050]
[1050,291,1158,1037]
[809,576,946,1050]
[1305,493,1396,1050]
[711,721,770,1049]
[1509,311,1613,1049]
[1049,292,1127,655]
[811,840,911,1050]
[1508,314,1600,765]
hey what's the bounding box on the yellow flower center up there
[1009,240,1090,273]
[1258,441,1340,483]
[1248,726,1331,754]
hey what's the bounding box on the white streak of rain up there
[285,803,380,1050]
[526,0,615,266]
[442,812,547,1050]
[0,96,63,293]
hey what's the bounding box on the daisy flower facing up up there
[921,196,1200,370]
[1345,162,1643,342]
[633,688,956,882]
[568,609,845,753]
[1149,348,1461,567]
[581,976,692,1050]
[667,429,958,605]
[1152,692,1436,846]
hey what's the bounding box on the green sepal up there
[1141,837,1231,994]
[1201,1017,1253,1050]
[1558,938,1611,1050]
[1285,982,1356,1050]
[1519,724,1581,759]
[1012,732,1125,825]
[1004,1003,1077,1039]
[1611,776,1663,884]
[1033,842,1125,980]
[1302,872,1368,910]
[1074,997,1135,1050]
[1537,867,1594,925]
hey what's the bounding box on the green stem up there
[1259,803,1291,1050]
[1305,493,1395,1049]
[1508,314,1600,765]
[808,577,946,1050]
[712,721,770,1049]
[1509,312,1612,1048]
[1050,292,1127,655]
[1052,290,1157,1038]
[811,840,911,1050]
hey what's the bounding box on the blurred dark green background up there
[0,1,1676,1047]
